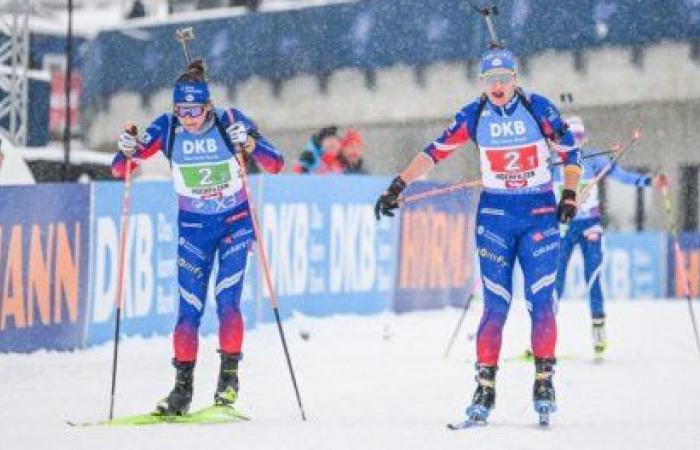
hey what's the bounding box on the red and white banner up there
[49,70,82,136]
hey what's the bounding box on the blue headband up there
[173,81,210,104]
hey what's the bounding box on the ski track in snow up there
[1,300,699,450]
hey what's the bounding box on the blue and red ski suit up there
[552,149,651,319]
[423,91,582,365]
[113,108,283,362]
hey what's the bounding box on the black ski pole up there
[234,149,307,420]
[443,293,475,358]
[219,106,307,420]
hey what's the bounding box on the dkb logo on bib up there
[489,121,526,138]
[183,138,219,155]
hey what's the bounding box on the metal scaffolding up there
[0,0,30,146]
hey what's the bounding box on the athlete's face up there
[482,70,517,107]
[175,102,212,132]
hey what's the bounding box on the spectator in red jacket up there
[293,126,344,174]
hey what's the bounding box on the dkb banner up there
[0,184,91,352]
[392,182,479,313]
[552,231,667,301]
[256,175,399,322]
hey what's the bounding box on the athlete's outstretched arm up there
[410,107,474,180]
[399,153,436,184]
[592,155,668,188]
[112,114,169,178]
[605,159,651,186]
[375,105,475,219]
[223,108,284,174]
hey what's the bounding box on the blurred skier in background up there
[112,59,284,416]
[374,48,582,427]
[553,116,668,354]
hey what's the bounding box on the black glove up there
[374,176,406,221]
[557,189,577,224]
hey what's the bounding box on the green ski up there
[67,405,250,427]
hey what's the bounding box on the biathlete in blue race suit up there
[375,48,582,425]
[112,59,284,416]
[552,116,667,354]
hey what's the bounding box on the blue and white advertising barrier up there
[0,178,693,353]
[0,184,91,352]
[257,176,399,321]
[554,232,667,301]
[86,176,399,345]
[88,181,178,345]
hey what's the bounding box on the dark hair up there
[176,59,207,84]
[312,126,339,148]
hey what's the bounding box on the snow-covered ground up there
[1,299,699,450]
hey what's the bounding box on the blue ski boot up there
[447,364,497,430]
[533,357,557,426]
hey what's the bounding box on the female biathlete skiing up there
[375,48,582,427]
[553,116,667,355]
[112,59,284,416]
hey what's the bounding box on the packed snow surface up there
[1,299,699,450]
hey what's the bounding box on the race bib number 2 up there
[486,145,538,173]
[178,162,233,196]
[180,163,231,188]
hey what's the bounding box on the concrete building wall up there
[85,42,700,230]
